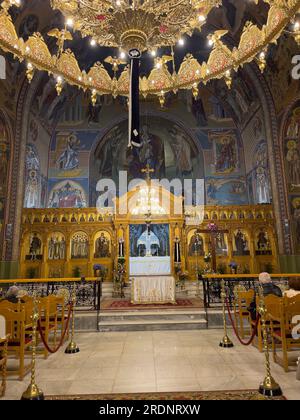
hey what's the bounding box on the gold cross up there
[141,164,154,181]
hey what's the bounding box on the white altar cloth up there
[129,257,171,276]
[131,276,176,305]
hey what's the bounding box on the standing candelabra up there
[219,279,234,348]
[21,292,44,400]
[65,282,80,354]
[257,287,282,397]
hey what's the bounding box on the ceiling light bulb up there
[198,15,205,22]
[178,38,185,46]
[66,18,74,27]
[294,21,300,31]
[120,51,126,59]
[151,50,157,57]
[90,39,96,47]
[259,51,265,59]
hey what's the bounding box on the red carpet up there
[101,298,203,311]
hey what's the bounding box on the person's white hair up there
[259,272,272,284]
[6,286,19,298]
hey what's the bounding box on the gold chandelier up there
[0,0,300,104]
[51,0,221,51]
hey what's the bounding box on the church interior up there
[0,0,300,402]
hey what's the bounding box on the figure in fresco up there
[191,95,208,126]
[286,141,300,187]
[139,125,165,178]
[24,144,41,209]
[98,126,122,179]
[25,144,40,171]
[48,182,86,208]
[169,127,192,176]
[209,95,226,120]
[286,108,300,138]
[189,233,204,256]
[24,170,40,208]
[95,233,111,258]
[56,133,80,171]
[256,167,271,204]
[215,134,236,173]
[29,233,42,260]
[207,179,218,201]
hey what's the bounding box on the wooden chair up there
[37,296,58,358]
[0,335,9,397]
[269,295,300,372]
[52,295,70,343]
[0,307,33,380]
[251,294,282,352]
[233,287,254,339]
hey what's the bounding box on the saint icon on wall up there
[188,231,204,256]
[94,232,111,258]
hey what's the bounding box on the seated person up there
[284,278,300,298]
[2,286,22,304]
[248,272,282,320]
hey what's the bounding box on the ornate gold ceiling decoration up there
[0,0,300,104]
[50,0,221,51]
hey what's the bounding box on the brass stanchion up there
[65,282,80,354]
[257,287,282,397]
[21,292,44,401]
[219,279,234,348]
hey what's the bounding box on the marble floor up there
[1,329,300,400]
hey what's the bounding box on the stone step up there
[97,307,207,331]
[99,310,206,322]
[98,318,207,332]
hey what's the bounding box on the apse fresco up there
[47,179,88,208]
[283,101,300,253]
[92,117,202,182]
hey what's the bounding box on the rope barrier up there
[225,297,260,346]
[37,304,72,354]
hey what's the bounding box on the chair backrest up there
[0,307,26,340]
[235,289,255,308]
[0,315,5,339]
[48,295,59,316]
[56,288,70,304]
[283,295,300,328]
[264,295,283,321]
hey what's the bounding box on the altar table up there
[129,256,171,276]
[131,276,176,305]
